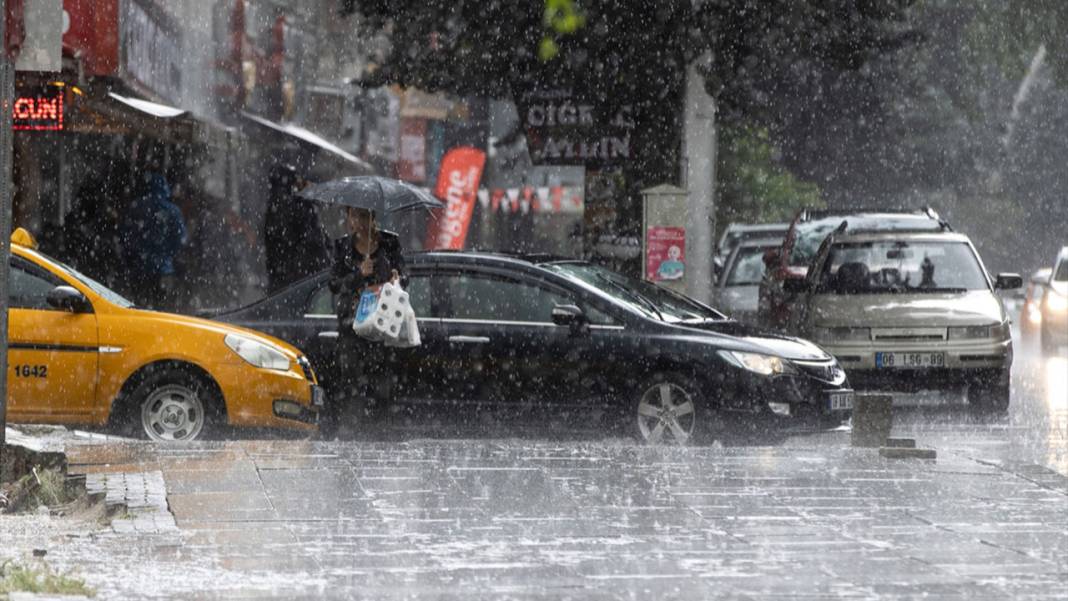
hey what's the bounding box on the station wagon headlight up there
[224,334,291,371]
[948,322,1010,340]
[718,351,796,376]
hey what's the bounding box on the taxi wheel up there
[633,373,711,446]
[128,369,221,442]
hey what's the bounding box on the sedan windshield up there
[817,240,989,294]
[544,262,725,323]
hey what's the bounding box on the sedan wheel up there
[140,384,206,442]
[636,381,697,445]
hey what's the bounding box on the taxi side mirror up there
[47,286,91,313]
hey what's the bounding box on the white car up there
[713,238,780,324]
[787,229,1021,412]
[1042,246,1068,354]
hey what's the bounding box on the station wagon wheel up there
[636,376,699,445]
[140,384,206,442]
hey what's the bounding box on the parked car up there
[1041,247,1068,354]
[714,222,788,275]
[712,238,780,324]
[215,251,853,444]
[5,229,322,442]
[786,227,1021,412]
[1021,267,1052,341]
[758,207,947,331]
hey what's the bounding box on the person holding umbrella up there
[299,176,443,437]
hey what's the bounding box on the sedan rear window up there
[817,240,988,294]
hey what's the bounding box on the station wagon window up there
[306,274,432,317]
[9,260,61,310]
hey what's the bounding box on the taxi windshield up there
[42,253,136,308]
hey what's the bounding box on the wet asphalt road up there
[3,332,1066,600]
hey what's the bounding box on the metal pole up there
[0,0,13,482]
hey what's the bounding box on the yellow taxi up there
[6,229,322,441]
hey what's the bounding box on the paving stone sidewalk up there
[3,433,1061,600]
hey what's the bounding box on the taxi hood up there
[809,290,1006,328]
[127,309,304,359]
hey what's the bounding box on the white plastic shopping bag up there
[386,300,421,348]
[352,282,408,342]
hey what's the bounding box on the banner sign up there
[646,227,686,282]
[521,89,635,168]
[121,0,182,103]
[62,0,119,76]
[425,147,486,250]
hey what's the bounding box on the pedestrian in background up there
[263,163,331,292]
[120,168,187,309]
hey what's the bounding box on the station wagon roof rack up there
[800,206,942,222]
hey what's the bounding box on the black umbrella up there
[298,176,444,215]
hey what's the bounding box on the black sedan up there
[214,252,853,444]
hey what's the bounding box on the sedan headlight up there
[1047,291,1068,312]
[948,322,1010,340]
[718,351,796,376]
[224,334,291,371]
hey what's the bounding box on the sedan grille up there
[793,359,846,385]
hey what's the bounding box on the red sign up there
[424,147,486,250]
[397,118,427,183]
[62,0,119,76]
[646,227,686,282]
[13,89,62,131]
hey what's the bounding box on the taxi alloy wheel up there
[636,376,699,445]
[140,383,207,442]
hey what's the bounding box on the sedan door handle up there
[318,331,339,339]
[448,335,490,344]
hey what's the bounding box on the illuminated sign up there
[13,89,63,131]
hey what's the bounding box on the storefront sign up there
[425,147,486,250]
[646,227,686,282]
[397,118,427,183]
[522,89,635,168]
[13,87,62,131]
[121,0,181,103]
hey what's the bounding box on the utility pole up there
[0,0,13,482]
[681,52,718,304]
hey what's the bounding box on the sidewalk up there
[3,431,1066,600]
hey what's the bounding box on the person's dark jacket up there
[120,173,186,278]
[329,230,405,334]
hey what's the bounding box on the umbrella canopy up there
[298,176,444,215]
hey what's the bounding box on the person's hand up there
[390,269,400,283]
[359,257,373,277]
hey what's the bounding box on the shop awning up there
[241,112,374,174]
[107,92,187,119]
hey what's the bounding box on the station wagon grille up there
[871,328,947,342]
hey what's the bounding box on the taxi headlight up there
[948,322,1010,340]
[1046,291,1068,312]
[718,351,796,376]
[224,334,291,371]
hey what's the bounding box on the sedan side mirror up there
[47,286,91,313]
[552,304,588,333]
[995,273,1023,290]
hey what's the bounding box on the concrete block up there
[851,394,894,448]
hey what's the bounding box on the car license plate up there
[311,386,326,407]
[828,390,854,411]
[875,352,945,368]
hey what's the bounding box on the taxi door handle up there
[448,335,490,344]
